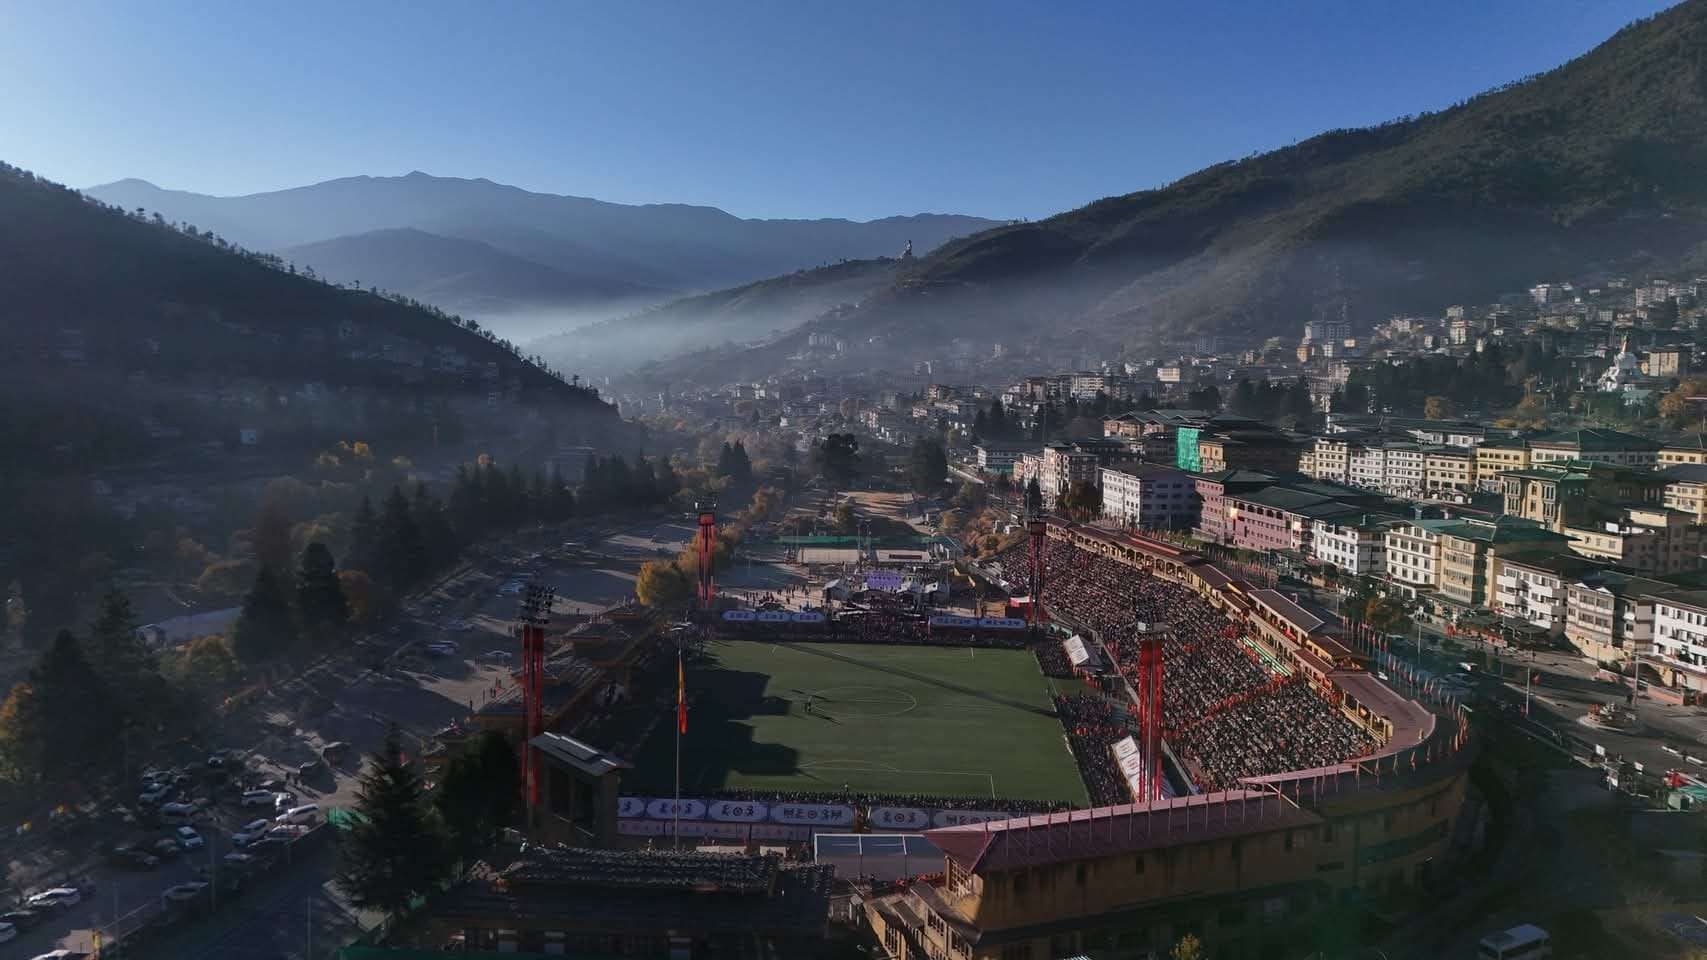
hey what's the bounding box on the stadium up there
[607,517,1472,960]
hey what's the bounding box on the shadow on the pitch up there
[777,642,1056,719]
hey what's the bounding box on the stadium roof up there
[529,733,629,777]
[925,791,1322,874]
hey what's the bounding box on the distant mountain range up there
[644,1,1707,385]
[84,173,1001,338]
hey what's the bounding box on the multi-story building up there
[1192,470,1279,547]
[1348,443,1387,491]
[1493,552,1598,637]
[1384,520,1449,599]
[1099,462,1195,530]
[1197,430,1304,475]
[1565,572,1665,664]
[1563,506,1705,576]
[1659,435,1707,467]
[1310,514,1392,577]
[1304,435,1357,484]
[1661,463,1707,522]
[1433,517,1570,618]
[974,442,1038,476]
[1383,444,1426,499]
[1422,447,1477,498]
[1651,591,1707,693]
[1527,428,1659,468]
[1501,461,1665,532]
[1474,439,1530,494]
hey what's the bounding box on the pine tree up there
[296,543,350,641]
[1025,477,1044,515]
[86,588,162,721]
[234,567,298,662]
[336,727,452,919]
[652,459,681,505]
[26,631,119,779]
[349,496,379,572]
[412,483,457,570]
[731,441,753,485]
[374,486,427,590]
[988,397,1008,439]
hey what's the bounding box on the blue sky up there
[0,0,1678,221]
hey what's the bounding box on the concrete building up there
[1565,572,1665,664]
[1383,444,1426,500]
[1501,461,1666,532]
[1474,439,1530,494]
[1493,552,1598,637]
[1100,462,1195,530]
[1198,429,1303,475]
[1433,518,1570,618]
[1527,428,1659,468]
[1384,521,1448,599]
[1659,435,1707,468]
[1662,463,1707,522]
[1422,447,1477,498]
[1310,514,1392,577]
[974,443,1037,476]
[1563,506,1705,576]
[1192,470,1279,547]
[1651,591,1707,693]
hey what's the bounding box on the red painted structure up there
[1136,634,1164,802]
[696,502,718,609]
[1026,517,1048,627]
[519,585,554,814]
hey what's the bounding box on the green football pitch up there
[628,639,1089,804]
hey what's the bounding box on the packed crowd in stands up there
[1053,694,1132,806]
[703,787,1071,815]
[989,536,1377,791]
[1031,638,1074,678]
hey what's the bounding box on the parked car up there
[0,921,15,943]
[108,846,159,870]
[272,792,298,812]
[239,790,275,808]
[0,911,41,931]
[25,888,81,909]
[483,650,513,661]
[161,881,209,903]
[222,852,257,870]
[138,784,167,805]
[29,951,86,960]
[276,803,320,825]
[267,823,310,840]
[232,819,271,846]
[174,826,204,850]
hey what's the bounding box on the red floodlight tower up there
[1026,514,1049,627]
[518,584,555,820]
[695,500,719,609]
[1135,632,1165,802]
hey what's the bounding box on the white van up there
[276,803,320,825]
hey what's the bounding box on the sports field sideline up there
[627,639,1089,804]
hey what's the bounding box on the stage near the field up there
[627,639,1089,805]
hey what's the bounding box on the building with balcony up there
[1500,461,1666,532]
[1384,520,1450,599]
[1493,552,1599,637]
[1652,591,1707,693]
[1383,444,1426,500]
[1661,463,1707,522]
[1348,443,1387,491]
[1564,572,1666,664]
[1432,517,1571,618]
[1191,470,1280,547]
[1310,515,1393,577]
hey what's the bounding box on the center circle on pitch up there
[806,686,918,719]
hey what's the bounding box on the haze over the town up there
[0,0,1674,220]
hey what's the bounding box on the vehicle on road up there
[175,826,205,850]
[1477,923,1551,960]
[268,823,310,839]
[239,789,275,808]
[108,845,159,870]
[160,801,197,823]
[277,803,320,825]
[232,819,271,845]
[25,888,81,909]
[161,881,209,903]
[0,911,41,931]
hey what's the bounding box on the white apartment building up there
[1099,463,1195,530]
[1493,555,1581,636]
[1015,445,1100,510]
[1385,521,1444,598]
[1348,445,1387,491]
[1307,437,1352,484]
[1383,445,1426,499]
[1311,516,1390,578]
[1652,592,1707,692]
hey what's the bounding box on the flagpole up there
[675,646,683,851]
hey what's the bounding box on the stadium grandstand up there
[860,518,1473,960]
